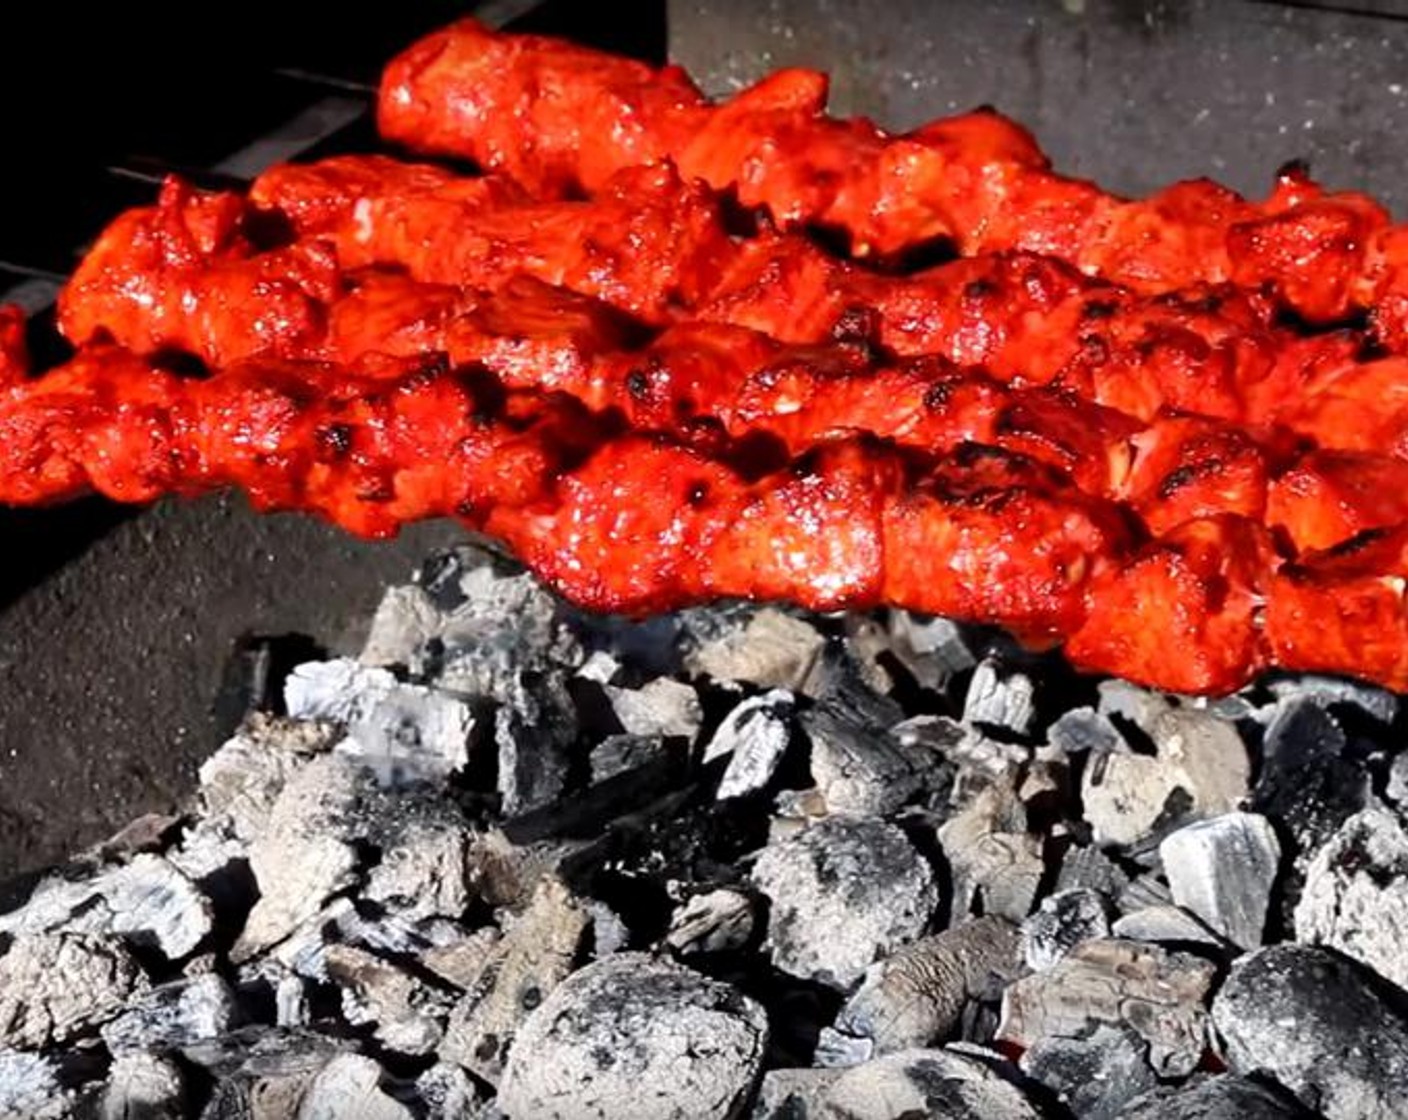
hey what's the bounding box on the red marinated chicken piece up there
[0,305,28,386]
[378,21,1408,334]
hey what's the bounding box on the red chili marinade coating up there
[377,19,1408,346]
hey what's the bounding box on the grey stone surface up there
[1212,944,1408,1120]
[0,495,465,880]
[669,0,1408,216]
[1020,889,1110,971]
[751,816,939,990]
[998,939,1214,1077]
[498,953,768,1120]
[823,1047,1042,1120]
[1295,808,1408,991]
[1161,813,1281,948]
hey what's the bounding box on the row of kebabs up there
[2,19,1407,694]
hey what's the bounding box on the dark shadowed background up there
[1,0,1406,878]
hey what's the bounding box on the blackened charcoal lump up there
[750,816,939,990]
[498,953,768,1120]
[1213,944,1408,1120]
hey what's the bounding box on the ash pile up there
[3,547,1408,1120]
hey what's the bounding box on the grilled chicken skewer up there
[6,337,1397,692]
[376,19,1408,346]
[64,164,1363,431]
[51,168,1408,555]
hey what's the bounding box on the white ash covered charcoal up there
[1081,706,1250,848]
[1295,807,1408,990]
[324,943,454,1057]
[498,953,768,1120]
[1249,696,1372,872]
[1110,906,1229,951]
[997,939,1215,1078]
[494,680,576,816]
[750,815,939,991]
[0,852,213,962]
[415,1063,488,1120]
[1051,843,1131,900]
[181,1027,354,1117]
[1020,889,1111,971]
[294,1053,416,1120]
[749,1067,840,1119]
[1119,1075,1318,1120]
[1045,706,1129,757]
[228,754,372,962]
[804,704,950,817]
[817,916,1022,1065]
[439,875,590,1084]
[0,1051,91,1120]
[362,815,471,923]
[285,658,477,786]
[0,932,148,1050]
[882,611,977,692]
[602,676,702,742]
[590,733,668,784]
[1266,674,1400,727]
[703,691,795,802]
[1212,944,1408,1120]
[1019,1023,1158,1120]
[822,1047,1042,1120]
[682,605,827,693]
[99,972,238,1055]
[374,547,585,694]
[963,657,1038,738]
[665,887,756,956]
[1159,812,1281,948]
[891,715,1025,798]
[1095,679,1174,733]
[938,778,1044,924]
[99,1052,185,1120]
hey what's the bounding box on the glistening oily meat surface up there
[4,21,1408,695]
[378,19,1408,346]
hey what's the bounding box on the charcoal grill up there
[3,0,1407,878]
